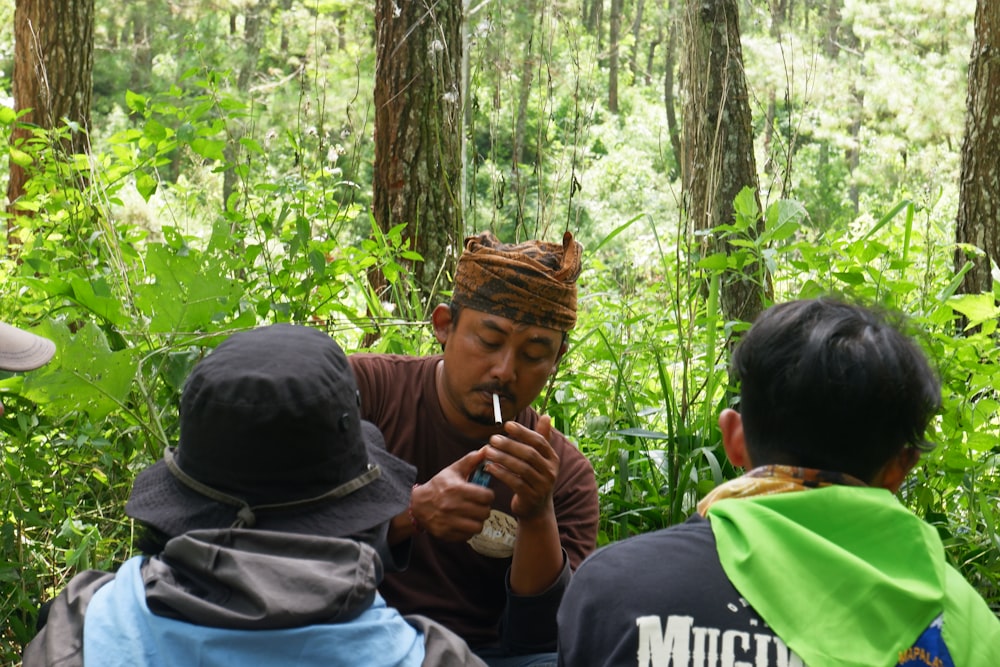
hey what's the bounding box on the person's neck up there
[696,464,869,516]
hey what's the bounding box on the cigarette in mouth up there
[492,393,502,425]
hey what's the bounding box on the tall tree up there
[510,0,544,231]
[955,0,1000,296]
[585,0,604,42]
[629,0,646,83]
[609,0,623,113]
[7,0,94,224]
[761,0,790,196]
[224,0,270,211]
[373,0,464,304]
[680,0,768,325]
[663,0,682,178]
[821,0,864,213]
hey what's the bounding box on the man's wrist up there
[408,483,424,534]
[514,499,557,526]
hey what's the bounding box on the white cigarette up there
[492,393,502,425]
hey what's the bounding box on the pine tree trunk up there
[956,0,1000,296]
[681,0,769,326]
[663,0,682,179]
[630,0,646,82]
[7,0,94,228]
[609,0,623,113]
[373,0,464,306]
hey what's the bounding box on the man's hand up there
[483,415,561,521]
[411,449,495,542]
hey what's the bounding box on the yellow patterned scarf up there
[696,464,867,516]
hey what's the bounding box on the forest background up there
[1,0,999,661]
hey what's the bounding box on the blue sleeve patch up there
[896,615,954,667]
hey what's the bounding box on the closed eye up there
[478,336,502,350]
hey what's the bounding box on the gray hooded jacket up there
[23,528,486,667]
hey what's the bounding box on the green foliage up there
[0,80,425,657]
[2,1,999,662]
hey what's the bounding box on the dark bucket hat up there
[126,324,415,538]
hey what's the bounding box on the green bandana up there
[708,486,999,666]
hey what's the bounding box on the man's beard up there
[465,407,498,427]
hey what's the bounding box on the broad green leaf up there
[732,186,759,223]
[142,119,169,142]
[135,171,158,201]
[964,432,999,454]
[177,122,196,143]
[19,321,139,421]
[309,249,327,274]
[124,89,147,114]
[947,294,1000,327]
[613,427,671,440]
[189,137,226,161]
[133,244,243,333]
[70,276,127,327]
[833,271,865,285]
[240,137,264,155]
[697,253,729,271]
[9,148,33,167]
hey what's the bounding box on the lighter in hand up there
[470,393,503,487]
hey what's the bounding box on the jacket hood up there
[142,528,382,629]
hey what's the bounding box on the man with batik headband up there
[24,324,486,667]
[350,231,599,667]
[557,298,1000,667]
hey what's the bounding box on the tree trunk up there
[512,49,535,169]
[763,92,776,176]
[127,1,152,94]
[609,0,623,113]
[955,0,1000,296]
[511,0,541,231]
[663,0,682,179]
[646,25,663,87]
[630,0,646,83]
[681,0,768,326]
[7,0,94,227]
[762,0,791,197]
[823,0,844,59]
[821,0,863,213]
[511,0,540,169]
[224,0,270,212]
[845,83,863,213]
[586,0,603,38]
[373,0,464,306]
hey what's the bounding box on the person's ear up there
[718,408,750,469]
[872,446,921,493]
[431,304,454,346]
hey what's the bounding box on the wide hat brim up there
[125,421,415,538]
[0,322,55,372]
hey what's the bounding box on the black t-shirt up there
[558,514,795,667]
[558,514,964,667]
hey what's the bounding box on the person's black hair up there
[731,297,941,482]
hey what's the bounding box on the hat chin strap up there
[163,447,382,529]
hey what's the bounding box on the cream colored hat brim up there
[0,322,55,371]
